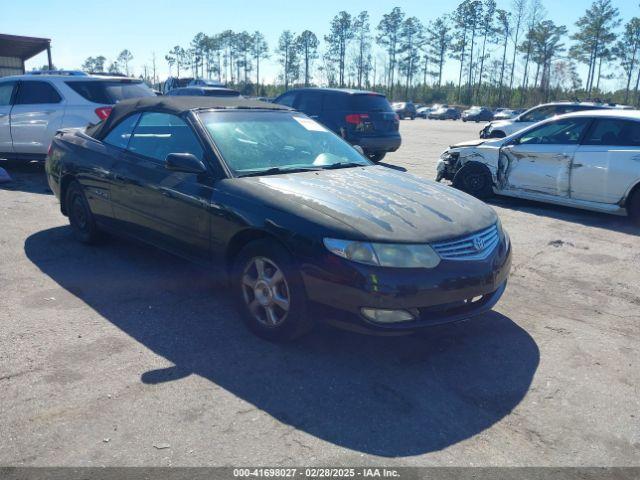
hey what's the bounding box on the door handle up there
[572,163,584,168]
[161,189,173,198]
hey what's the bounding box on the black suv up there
[273,88,401,162]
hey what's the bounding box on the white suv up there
[479,102,616,139]
[0,72,155,161]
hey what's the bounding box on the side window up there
[127,112,204,162]
[584,119,640,147]
[103,113,140,149]
[518,118,591,146]
[0,81,16,106]
[15,81,62,105]
[295,92,323,116]
[323,93,349,111]
[520,106,556,123]
[275,92,296,108]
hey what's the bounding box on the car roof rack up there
[26,70,88,76]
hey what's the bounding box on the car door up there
[571,118,640,204]
[111,111,212,260]
[499,117,592,197]
[10,80,65,155]
[0,80,17,154]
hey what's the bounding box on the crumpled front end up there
[435,144,502,185]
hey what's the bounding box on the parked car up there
[416,106,432,118]
[479,101,612,138]
[188,79,225,87]
[392,101,417,120]
[161,77,194,94]
[462,106,494,122]
[273,88,401,162]
[46,96,511,341]
[492,109,517,120]
[0,73,154,162]
[166,86,241,97]
[436,109,640,224]
[428,107,461,120]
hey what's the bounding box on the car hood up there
[230,166,497,243]
[449,139,487,148]
[488,119,513,128]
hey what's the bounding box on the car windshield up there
[199,111,371,176]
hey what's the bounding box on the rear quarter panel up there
[50,131,119,221]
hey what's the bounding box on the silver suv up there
[0,72,155,161]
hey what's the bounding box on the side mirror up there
[165,153,207,174]
[352,145,365,156]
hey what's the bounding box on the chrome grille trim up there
[432,224,499,261]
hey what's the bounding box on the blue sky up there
[3,0,639,89]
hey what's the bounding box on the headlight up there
[323,238,441,268]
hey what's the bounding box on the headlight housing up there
[323,238,441,268]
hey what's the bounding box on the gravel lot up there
[1,119,638,466]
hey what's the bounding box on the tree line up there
[78,0,640,107]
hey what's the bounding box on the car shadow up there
[25,226,539,457]
[486,195,638,236]
[0,160,52,195]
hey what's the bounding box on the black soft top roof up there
[87,95,290,139]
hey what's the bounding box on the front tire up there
[232,239,314,341]
[628,189,640,226]
[453,164,494,199]
[66,181,101,244]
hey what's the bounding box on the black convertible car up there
[46,96,511,341]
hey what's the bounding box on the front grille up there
[432,224,499,261]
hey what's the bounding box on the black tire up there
[410,115,415,120]
[232,239,314,342]
[628,189,640,226]
[368,152,386,162]
[452,163,494,199]
[399,114,405,120]
[66,181,101,244]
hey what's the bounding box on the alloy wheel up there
[241,256,291,327]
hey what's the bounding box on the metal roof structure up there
[0,33,52,77]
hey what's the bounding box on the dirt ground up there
[1,119,638,466]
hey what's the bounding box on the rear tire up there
[368,152,386,162]
[453,163,494,199]
[628,188,640,226]
[66,181,101,244]
[232,239,314,342]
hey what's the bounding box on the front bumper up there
[300,235,511,333]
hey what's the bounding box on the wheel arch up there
[624,180,640,209]
[454,160,497,186]
[59,173,76,216]
[225,228,290,274]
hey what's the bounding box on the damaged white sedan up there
[436,109,640,225]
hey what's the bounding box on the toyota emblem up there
[473,235,485,251]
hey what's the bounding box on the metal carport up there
[0,33,52,77]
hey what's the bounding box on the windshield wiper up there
[237,166,322,177]
[321,162,368,170]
